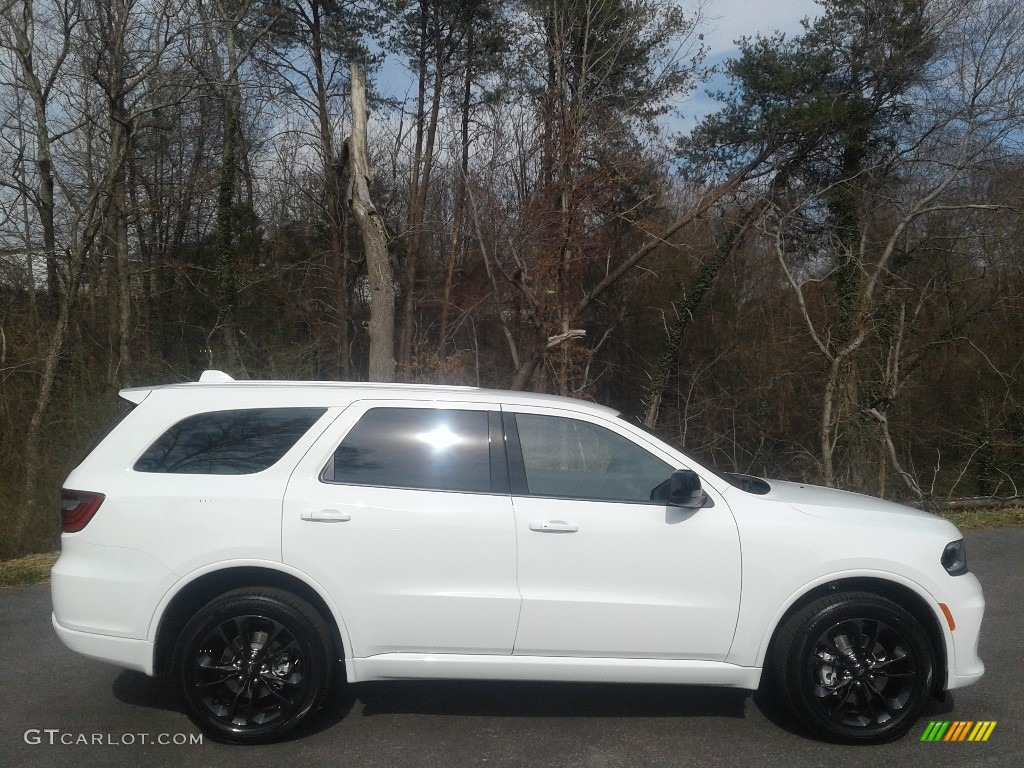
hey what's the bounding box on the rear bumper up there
[52,614,155,675]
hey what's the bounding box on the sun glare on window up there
[416,425,462,450]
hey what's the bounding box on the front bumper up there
[941,571,985,690]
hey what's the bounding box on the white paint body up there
[51,379,985,695]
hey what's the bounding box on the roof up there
[119,370,621,416]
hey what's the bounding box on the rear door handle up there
[528,520,578,533]
[300,508,352,523]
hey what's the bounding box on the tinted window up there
[515,414,672,502]
[327,408,491,493]
[135,408,326,474]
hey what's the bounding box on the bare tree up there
[347,62,395,381]
[0,0,79,302]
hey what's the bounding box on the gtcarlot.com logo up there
[921,721,997,742]
[24,729,203,746]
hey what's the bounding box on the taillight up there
[61,490,105,533]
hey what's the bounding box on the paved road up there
[2,528,1021,767]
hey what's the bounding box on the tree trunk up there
[505,153,769,393]
[510,337,544,391]
[309,0,350,378]
[216,94,242,371]
[127,157,153,361]
[643,217,750,428]
[398,24,446,375]
[438,40,475,353]
[18,289,73,550]
[820,356,842,487]
[17,158,121,552]
[348,64,395,382]
[5,0,61,303]
[18,112,38,328]
[215,21,244,373]
[108,107,132,386]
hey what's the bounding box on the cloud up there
[700,0,819,57]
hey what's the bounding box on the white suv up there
[52,372,985,744]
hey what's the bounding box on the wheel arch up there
[760,576,948,695]
[152,566,346,677]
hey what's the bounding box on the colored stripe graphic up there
[945,721,972,741]
[921,720,997,742]
[968,722,997,742]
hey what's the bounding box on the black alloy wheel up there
[774,592,934,743]
[173,588,334,743]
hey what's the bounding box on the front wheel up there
[172,588,334,744]
[773,592,934,743]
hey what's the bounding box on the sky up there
[701,0,820,56]
[681,0,821,126]
[371,0,823,132]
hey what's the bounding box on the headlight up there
[941,539,968,576]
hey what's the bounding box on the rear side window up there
[325,407,491,493]
[135,408,326,474]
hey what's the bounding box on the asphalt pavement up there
[2,527,1021,767]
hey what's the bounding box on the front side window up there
[326,407,492,493]
[135,408,326,474]
[514,413,673,503]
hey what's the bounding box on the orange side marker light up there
[939,602,956,632]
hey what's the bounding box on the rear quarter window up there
[134,407,326,475]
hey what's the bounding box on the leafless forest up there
[2,0,1023,557]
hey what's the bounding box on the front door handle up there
[528,520,578,533]
[300,508,352,523]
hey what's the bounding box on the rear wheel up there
[172,588,334,744]
[773,592,934,743]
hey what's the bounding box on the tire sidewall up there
[785,596,934,743]
[173,591,331,744]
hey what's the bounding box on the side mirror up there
[667,469,707,509]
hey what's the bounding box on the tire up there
[172,588,335,744]
[773,592,934,744]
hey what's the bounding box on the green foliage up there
[684,0,937,186]
[254,0,378,68]
[519,0,706,128]
[386,0,508,71]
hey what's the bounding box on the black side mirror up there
[667,469,707,509]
